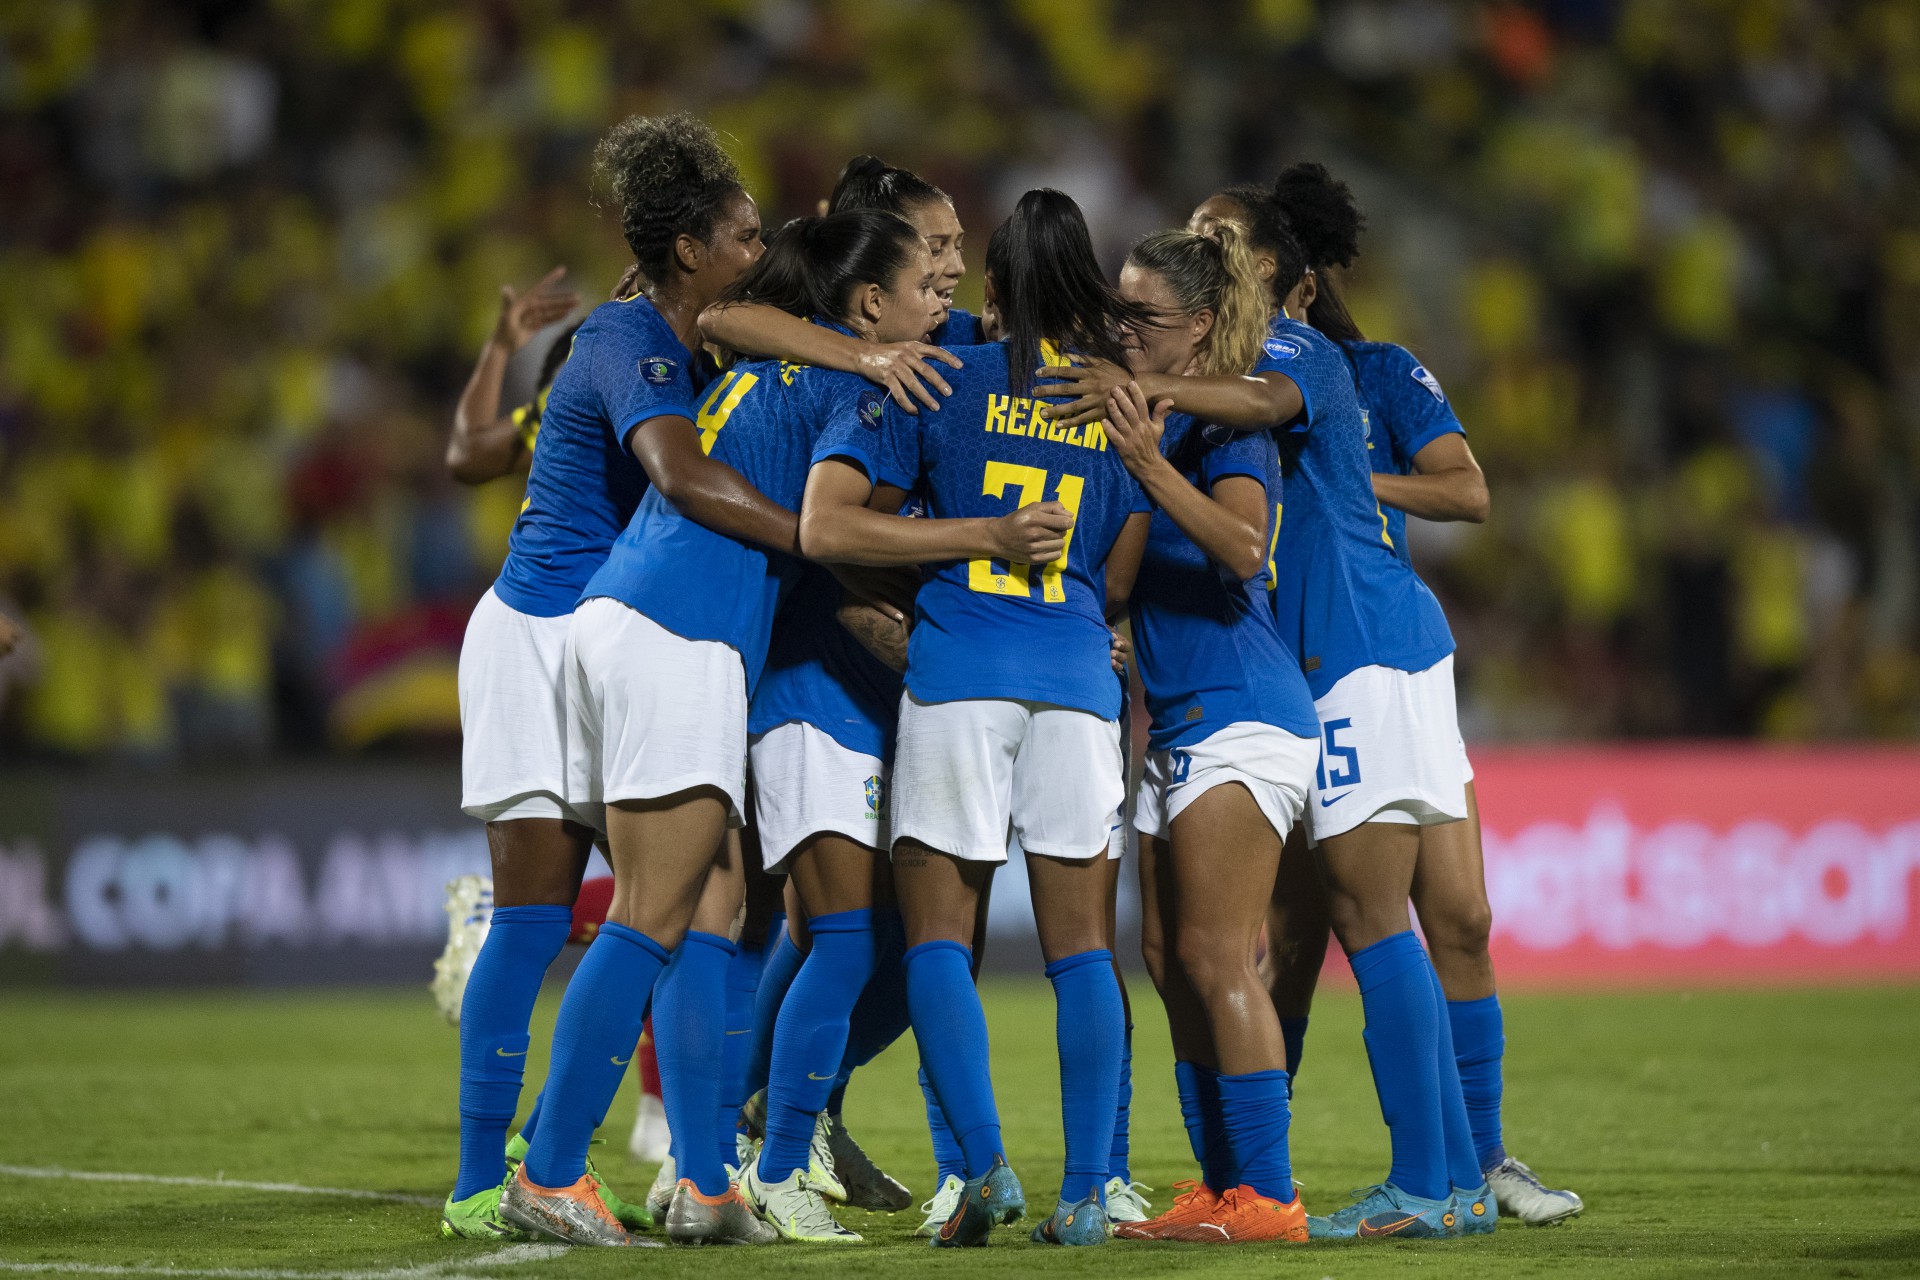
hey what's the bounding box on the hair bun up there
[1272,162,1363,270]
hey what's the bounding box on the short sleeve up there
[809,380,889,482]
[598,311,697,449]
[1383,349,1464,464]
[1252,331,1317,439]
[874,398,924,491]
[1197,425,1272,489]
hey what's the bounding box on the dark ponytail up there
[718,209,923,327]
[1271,162,1367,344]
[1219,180,1311,314]
[828,154,948,218]
[989,188,1155,395]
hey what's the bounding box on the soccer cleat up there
[740,1088,767,1141]
[735,1131,758,1172]
[1163,1184,1308,1244]
[645,1155,677,1222]
[664,1178,779,1245]
[440,1177,532,1240]
[743,1160,862,1243]
[1308,1184,1401,1239]
[1487,1156,1583,1226]
[504,1133,649,1232]
[1354,1185,1458,1239]
[930,1156,1024,1248]
[1030,1193,1111,1246]
[497,1164,649,1246]
[430,874,492,1026]
[1455,1181,1497,1236]
[807,1110,848,1203]
[914,1174,966,1238]
[1114,1179,1219,1240]
[827,1114,913,1211]
[628,1089,671,1163]
[1103,1177,1153,1224]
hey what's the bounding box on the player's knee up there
[1139,928,1168,990]
[1173,932,1248,1004]
[1426,900,1493,961]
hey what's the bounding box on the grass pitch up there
[3,981,1917,1277]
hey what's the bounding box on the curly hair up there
[593,112,743,283]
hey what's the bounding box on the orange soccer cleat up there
[1162,1184,1309,1243]
[1113,1179,1221,1240]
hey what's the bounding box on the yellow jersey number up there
[695,370,759,455]
[968,461,1084,603]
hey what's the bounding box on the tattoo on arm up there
[836,600,910,674]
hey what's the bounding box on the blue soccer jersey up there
[814,341,1148,719]
[1259,318,1454,698]
[748,564,904,759]
[929,306,983,347]
[1130,414,1320,750]
[494,295,711,617]
[1349,341,1466,568]
[585,330,885,687]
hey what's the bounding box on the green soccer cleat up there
[441,1177,532,1241]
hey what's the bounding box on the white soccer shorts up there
[1305,654,1470,843]
[458,587,583,825]
[563,596,748,831]
[748,720,889,871]
[890,693,1123,863]
[1134,720,1318,843]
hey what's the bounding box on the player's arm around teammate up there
[447,266,581,484]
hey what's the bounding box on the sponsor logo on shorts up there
[864,775,884,816]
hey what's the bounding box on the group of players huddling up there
[436,110,1584,1250]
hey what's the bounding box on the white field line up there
[0,1165,438,1208]
[0,1245,568,1280]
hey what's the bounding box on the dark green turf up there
[3,982,1917,1276]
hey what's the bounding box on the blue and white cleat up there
[1307,1184,1397,1239]
[1030,1193,1110,1246]
[1487,1156,1582,1225]
[1355,1185,1458,1239]
[929,1156,1025,1248]
[1454,1181,1496,1236]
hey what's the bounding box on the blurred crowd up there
[0,0,1915,762]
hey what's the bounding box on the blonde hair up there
[1125,221,1273,376]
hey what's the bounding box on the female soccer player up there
[444,266,581,484]
[1091,226,1319,1246]
[799,188,1155,1248]
[1258,161,1581,1226]
[468,111,775,1247]
[444,112,757,1243]
[1037,197,1488,1240]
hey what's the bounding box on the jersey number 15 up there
[969,461,1083,603]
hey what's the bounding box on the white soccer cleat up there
[628,1089,671,1163]
[914,1173,966,1238]
[430,874,493,1026]
[1486,1156,1583,1226]
[808,1111,848,1203]
[644,1154,677,1222]
[1103,1177,1154,1223]
[742,1160,862,1243]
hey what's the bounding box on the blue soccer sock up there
[758,910,879,1183]
[834,910,911,1083]
[1045,949,1123,1207]
[1448,994,1507,1174]
[1427,966,1483,1192]
[1196,1063,1236,1190]
[1218,1068,1295,1203]
[1110,1019,1134,1184]
[742,922,805,1110]
[919,1061,965,1182]
[718,935,762,1169]
[517,1090,543,1149]
[653,930,736,1197]
[521,922,669,1189]
[905,940,1002,1178]
[454,904,571,1200]
[1349,931,1449,1202]
[1173,1060,1207,1173]
[1281,1015,1309,1087]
